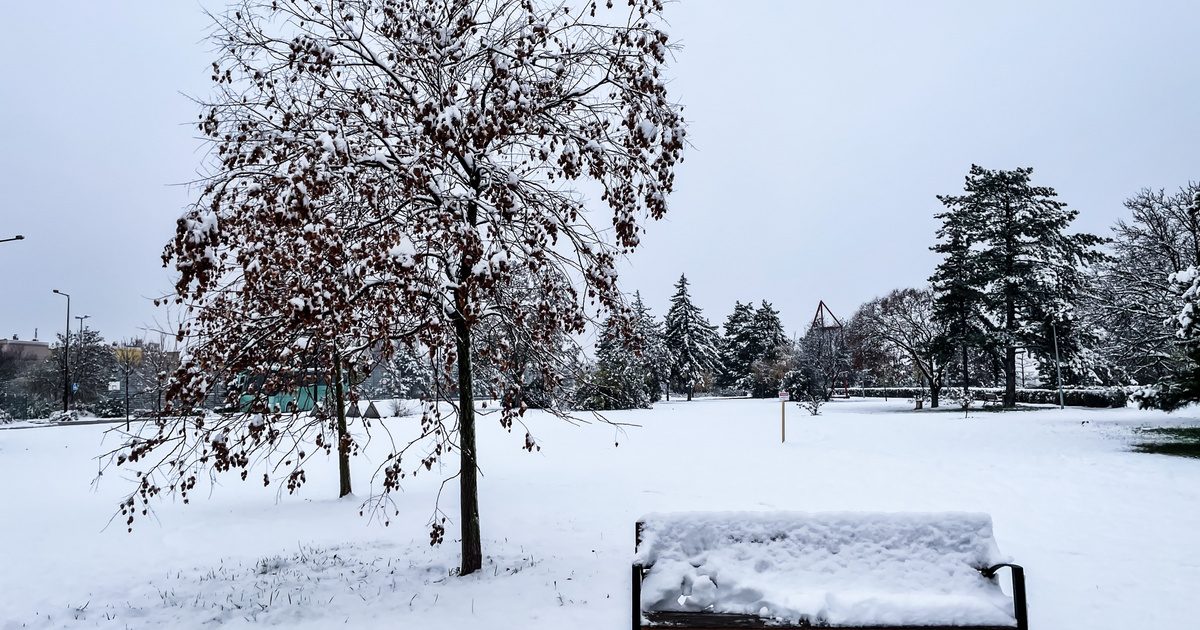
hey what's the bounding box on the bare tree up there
[852,288,950,407]
[1086,184,1200,384]
[109,0,685,576]
[796,325,850,401]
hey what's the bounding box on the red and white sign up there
[778,390,789,401]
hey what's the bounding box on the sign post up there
[778,390,789,443]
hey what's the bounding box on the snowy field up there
[2,398,1200,629]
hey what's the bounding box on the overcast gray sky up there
[2,1,1198,343]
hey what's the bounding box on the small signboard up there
[108,381,121,392]
[778,390,789,401]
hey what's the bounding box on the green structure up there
[237,372,329,413]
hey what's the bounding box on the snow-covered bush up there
[47,409,82,423]
[801,394,824,416]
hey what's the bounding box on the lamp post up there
[73,315,91,407]
[0,235,25,244]
[1051,322,1065,410]
[52,289,71,412]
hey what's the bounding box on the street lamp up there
[73,315,91,407]
[0,235,25,244]
[52,289,71,412]
[1051,322,1065,410]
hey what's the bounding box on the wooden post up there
[780,399,785,443]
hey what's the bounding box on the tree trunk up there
[453,314,483,576]
[961,342,970,396]
[1002,285,1017,407]
[686,381,693,402]
[1004,345,1017,408]
[332,352,352,498]
[930,380,940,409]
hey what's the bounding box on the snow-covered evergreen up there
[578,315,650,411]
[745,301,788,397]
[663,275,720,400]
[631,292,672,403]
[930,165,1104,405]
[715,301,756,392]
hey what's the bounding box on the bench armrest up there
[983,563,1028,630]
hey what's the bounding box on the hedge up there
[844,386,1127,408]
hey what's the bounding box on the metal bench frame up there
[632,522,1028,630]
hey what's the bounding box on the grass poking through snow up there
[1134,427,1200,459]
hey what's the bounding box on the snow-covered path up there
[2,398,1199,629]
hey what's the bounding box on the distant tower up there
[810,300,843,334]
[810,301,849,397]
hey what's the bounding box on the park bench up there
[632,512,1027,630]
[978,393,1003,409]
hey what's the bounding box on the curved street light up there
[0,235,25,244]
[74,315,91,408]
[52,289,71,412]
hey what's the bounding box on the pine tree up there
[578,315,650,410]
[715,301,756,391]
[27,329,117,413]
[746,301,788,397]
[631,292,671,403]
[664,274,720,401]
[366,342,432,400]
[930,182,989,397]
[931,165,1104,406]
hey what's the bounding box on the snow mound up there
[636,511,1017,627]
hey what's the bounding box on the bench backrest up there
[636,511,1017,628]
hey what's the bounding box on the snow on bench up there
[633,511,1027,629]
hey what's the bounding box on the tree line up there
[584,166,1200,412]
[0,330,179,421]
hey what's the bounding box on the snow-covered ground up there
[2,398,1199,629]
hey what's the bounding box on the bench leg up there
[1011,564,1028,630]
[632,563,642,630]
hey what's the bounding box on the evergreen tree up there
[930,181,989,396]
[746,301,788,397]
[366,342,432,400]
[931,165,1104,406]
[578,315,650,410]
[631,292,671,403]
[664,274,720,401]
[715,301,756,391]
[27,329,118,412]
